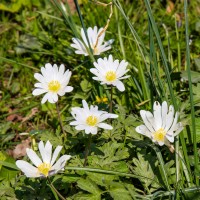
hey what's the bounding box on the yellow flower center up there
[37,162,51,177]
[48,80,61,93]
[153,128,166,142]
[86,115,98,126]
[105,71,117,82]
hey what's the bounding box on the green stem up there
[151,145,170,191]
[109,85,113,113]
[56,102,66,139]
[175,139,180,187]
[175,15,181,72]
[47,177,66,200]
[184,0,198,185]
[65,166,163,187]
[84,133,92,167]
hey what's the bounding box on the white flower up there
[90,55,130,92]
[71,26,114,56]
[16,141,71,178]
[32,63,73,104]
[135,101,183,146]
[70,100,118,135]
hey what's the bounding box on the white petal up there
[153,101,162,130]
[98,123,113,130]
[50,145,63,166]
[90,127,98,135]
[166,134,174,143]
[135,125,151,138]
[34,73,44,83]
[58,64,65,76]
[82,100,89,111]
[173,122,184,136]
[114,81,125,92]
[64,86,73,93]
[157,141,165,146]
[161,101,168,129]
[164,105,174,132]
[99,113,118,122]
[52,93,58,103]
[32,89,47,96]
[51,155,71,172]
[75,124,87,130]
[16,160,39,178]
[44,141,52,163]
[26,148,42,167]
[168,112,179,133]
[140,110,155,133]
[41,93,50,104]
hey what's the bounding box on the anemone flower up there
[16,140,71,178]
[71,26,113,56]
[70,100,118,134]
[32,63,73,104]
[135,101,183,146]
[90,55,130,92]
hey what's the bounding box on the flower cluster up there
[16,26,184,180]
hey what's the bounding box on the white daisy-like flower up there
[70,100,118,135]
[32,63,73,104]
[90,55,130,92]
[16,140,71,178]
[135,101,184,146]
[70,26,114,56]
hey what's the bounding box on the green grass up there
[0,0,200,199]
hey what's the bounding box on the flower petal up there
[153,101,162,130]
[26,148,42,167]
[98,123,113,130]
[135,124,151,138]
[140,110,155,133]
[16,160,39,177]
[51,155,71,172]
[50,145,63,166]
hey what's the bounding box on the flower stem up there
[65,166,163,187]
[56,102,66,139]
[151,145,171,191]
[109,85,113,113]
[83,133,92,167]
[47,177,66,200]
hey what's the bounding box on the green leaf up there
[77,177,102,195]
[109,182,132,200]
[0,182,16,198]
[80,79,92,93]
[0,161,19,171]
[181,71,200,83]
[132,152,159,189]
[0,122,12,135]
[73,193,101,200]
[86,172,115,187]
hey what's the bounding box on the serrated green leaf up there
[86,172,115,187]
[77,177,102,194]
[109,182,132,200]
[132,152,159,189]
